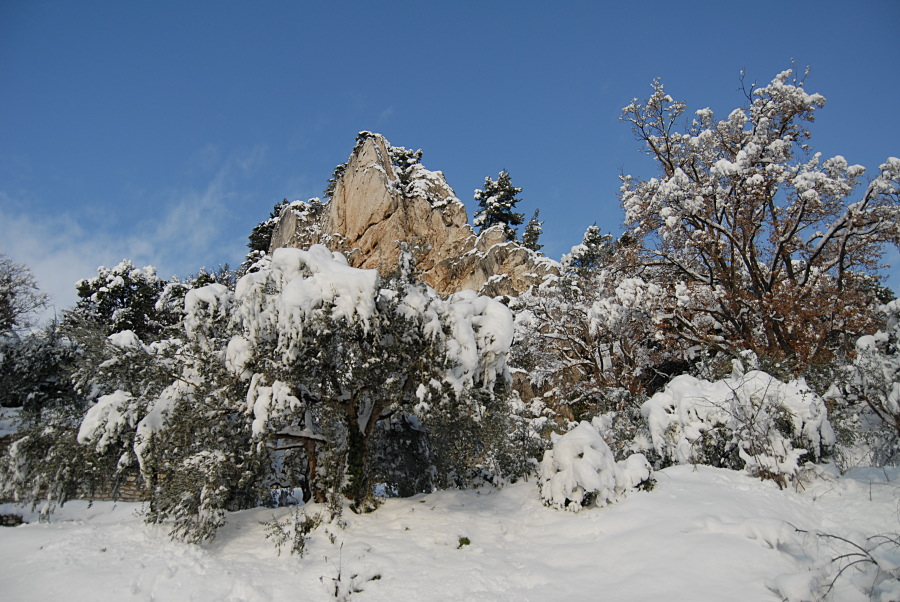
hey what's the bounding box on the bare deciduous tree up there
[0,254,48,332]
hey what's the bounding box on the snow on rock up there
[539,421,651,510]
[269,132,558,296]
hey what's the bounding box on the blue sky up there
[2,0,899,315]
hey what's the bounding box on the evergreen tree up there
[67,260,172,340]
[324,164,347,200]
[390,146,423,198]
[522,209,544,252]
[562,225,613,274]
[473,170,525,241]
[247,200,290,256]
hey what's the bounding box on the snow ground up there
[1,465,898,601]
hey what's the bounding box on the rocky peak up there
[269,132,557,296]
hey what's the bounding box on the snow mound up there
[539,421,651,510]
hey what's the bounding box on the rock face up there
[269,133,557,296]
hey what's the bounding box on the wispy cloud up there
[0,145,269,322]
[377,106,394,127]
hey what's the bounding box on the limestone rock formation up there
[269,132,557,296]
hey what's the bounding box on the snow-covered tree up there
[67,260,172,340]
[324,163,347,200]
[512,230,668,429]
[473,170,525,240]
[561,225,613,274]
[522,209,544,252]
[218,246,516,509]
[390,145,424,198]
[14,245,521,542]
[0,258,208,521]
[246,199,290,256]
[242,198,325,273]
[620,69,900,371]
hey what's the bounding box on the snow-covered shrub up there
[640,368,835,486]
[826,301,900,467]
[539,421,651,511]
[0,324,75,416]
[852,301,900,438]
[262,507,322,557]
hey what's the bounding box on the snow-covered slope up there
[2,465,897,601]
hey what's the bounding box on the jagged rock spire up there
[269,133,557,296]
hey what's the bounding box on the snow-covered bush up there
[852,300,900,437]
[640,367,835,486]
[539,421,651,511]
[0,325,75,415]
[827,300,900,467]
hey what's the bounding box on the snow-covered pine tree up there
[473,170,525,241]
[0,259,197,517]
[324,163,347,200]
[561,225,613,274]
[241,199,325,274]
[67,260,172,340]
[246,199,290,256]
[522,209,543,252]
[390,146,424,198]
